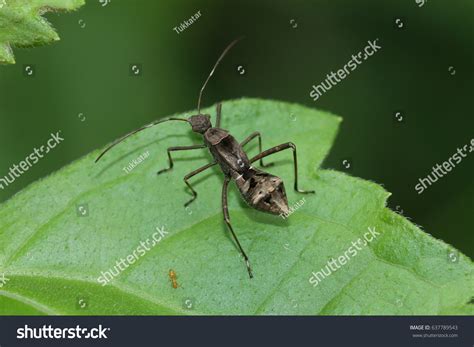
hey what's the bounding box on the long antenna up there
[197,37,244,114]
[95,118,188,162]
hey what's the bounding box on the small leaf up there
[0,98,472,315]
[0,0,85,64]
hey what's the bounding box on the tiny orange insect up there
[169,269,178,289]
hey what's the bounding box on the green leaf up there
[0,0,85,64]
[0,98,472,315]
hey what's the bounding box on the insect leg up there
[240,131,274,168]
[157,144,206,175]
[249,142,315,194]
[183,161,217,207]
[222,176,253,279]
[215,102,222,128]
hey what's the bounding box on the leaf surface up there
[0,98,472,315]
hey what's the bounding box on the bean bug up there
[95,38,315,278]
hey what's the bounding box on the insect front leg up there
[183,161,217,207]
[222,176,253,279]
[250,142,315,194]
[240,131,274,168]
[157,144,206,175]
[215,102,222,128]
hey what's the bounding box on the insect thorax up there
[205,128,251,175]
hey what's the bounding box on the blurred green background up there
[0,0,472,257]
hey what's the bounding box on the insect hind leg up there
[240,131,274,168]
[222,176,253,279]
[249,142,315,194]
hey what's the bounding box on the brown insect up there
[95,38,315,278]
[169,269,178,289]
